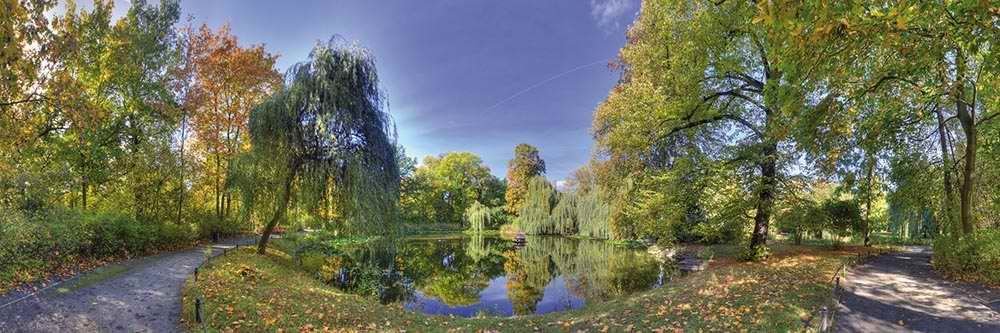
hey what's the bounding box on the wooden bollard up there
[195,297,203,323]
[194,267,199,281]
[819,306,829,331]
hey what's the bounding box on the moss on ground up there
[181,244,868,332]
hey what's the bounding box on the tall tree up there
[40,0,182,215]
[845,2,999,234]
[239,39,400,254]
[187,24,281,222]
[594,0,850,257]
[504,144,545,215]
[0,0,57,155]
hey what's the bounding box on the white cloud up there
[555,180,571,192]
[590,0,637,32]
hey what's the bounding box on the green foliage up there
[550,192,579,235]
[739,243,771,262]
[505,172,615,239]
[576,190,611,239]
[400,152,504,226]
[590,0,845,253]
[823,199,863,239]
[515,176,557,235]
[0,207,197,291]
[236,38,401,245]
[933,230,1000,286]
[464,201,492,234]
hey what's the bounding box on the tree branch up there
[750,35,771,81]
[661,112,762,141]
[0,94,47,107]
[981,112,1000,125]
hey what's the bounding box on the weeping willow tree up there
[550,192,579,235]
[234,39,400,254]
[576,190,611,239]
[463,200,491,234]
[516,176,557,235]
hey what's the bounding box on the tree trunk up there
[258,163,298,254]
[749,141,777,252]
[225,192,232,219]
[81,176,88,210]
[957,103,976,235]
[955,51,976,235]
[935,108,957,231]
[215,153,222,221]
[863,153,875,247]
[177,113,187,225]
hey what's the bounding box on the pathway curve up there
[835,246,1000,332]
[0,238,254,332]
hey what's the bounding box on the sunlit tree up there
[237,39,400,254]
[504,144,546,215]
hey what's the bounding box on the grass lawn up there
[181,243,874,332]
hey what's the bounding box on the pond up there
[291,235,676,317]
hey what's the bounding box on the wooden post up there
[194,267,199,281]
[820,306,829,331]
[195,298,203,323]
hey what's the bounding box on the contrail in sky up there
[484,59,609,112]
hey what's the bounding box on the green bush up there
[933,230,1000,285]
[0,207,200,292]
[196,214,246,240]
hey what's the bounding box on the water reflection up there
[299,235,672,317]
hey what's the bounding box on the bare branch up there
[661,112,762,141]
[0,94,47,107]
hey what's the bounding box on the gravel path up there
[0,238,255,333]
[835,246,1000,332]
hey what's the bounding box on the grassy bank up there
[181,243,868,332]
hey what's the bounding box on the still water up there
[295,235,674,317]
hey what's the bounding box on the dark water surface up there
[298,235,674,317]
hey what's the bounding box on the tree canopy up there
[236,38,401,253]
[399,151,504,225]
[504,143,546,215]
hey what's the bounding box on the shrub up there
[933,230,1000,285]
[739,244,771,261]
[196,214,246,240]
[0,207,200,292]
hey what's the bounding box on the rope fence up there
[191,235,259,326]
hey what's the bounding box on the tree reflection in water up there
[295,235,672,317]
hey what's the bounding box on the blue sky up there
[86,0,638,183]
